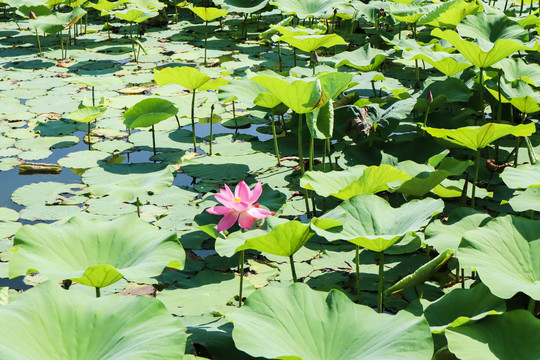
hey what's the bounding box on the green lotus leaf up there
[11,182,82,207]
[417,0,482,28]
[414,77,472,113]
[494,58,540,86]
[328,44,389,71]
[0,281,186,359]
[385,249,453,296]
[130,0,166,10]
[82,163,175,202]
[34,6,87,34]
[501,162,540,189]
[388,3,435,23]
[252,72,326,114]
[485,80,540,114]
[312,194,444,252]
[9,214,185,287]
[301,164,411,200]
[112,7,157,23]
[317,71,354,100]
[87,0,130,15]
[0,208,19,222]
[253,91,282,108]
[273,0,348,19]
[425,207,491,251]
[457,11,529,51]
[190,7,229,22]
[458,215,540,300]
[424,122,536,151]
[154,66,211,90]
[306,98,333,139]
[229,283,434,360]
[215,217,342,257]
[57,150,110,169]
[123,98,178,129]
[403,45,471,76]
[279,34,346,53]
[408,283,506,333]
[394,158,473,197]
[431,28,535,69]
[218,77,269,106]
[67,105,107,123]
[213,0,269,13]
[507,187,540,212]
[67,75,124,89]
[446,310,540,360]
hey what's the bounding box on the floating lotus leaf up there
[425,207,491,251]
[313,194,444,252]
[446,310,540,360]
[458,215,540,299]
[0,281,186,359]
[229,283,434,360]
[57,150,110,169]
[301,164,411,200]
[9,214,185,287]
[82,163,175,202]
[11,182,82,207]
[190,7,229,22]
[329,44,389,71]
[279,34,347,53]
[123,98,178,129]
[424,122,536,151]
[273,0,347,19]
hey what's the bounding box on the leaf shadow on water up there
[2,59,57,70]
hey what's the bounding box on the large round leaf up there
[213,0,269,13]
[229,283,434,360]
[313,194,444,252]
[458,215,540,300]
[273,0,347,19]
[446,310,540,360]
[123,98,178,129]
[9,214,185,287]
[0,281,186,359]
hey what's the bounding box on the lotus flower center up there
[233,197,242,203]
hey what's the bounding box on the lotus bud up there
[29,11,37,20]
[311,51,319,64]
[426,91,433,104]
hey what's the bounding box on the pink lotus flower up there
[207,181,275,232]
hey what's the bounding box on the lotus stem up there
[35,29,41,57]
[471,149,480,209]
[378,252,385,313]
[232,101,238,131]
[298,114,311,217]
[95,287,101,298]
[175,115,181,128]
[91,86,95,106]
[191,90,197,152]
[497,71,502,123]
[151,125,156,156]
[289,254,297,282]
[322,138,327,171]
[528,297,536,314]
[520,0,525,15]
[59,31,64,59]
[238,250,245,307]
[326,138,333,170]
[87,122,91,151]
[209,104,214,155]
[278,41,282,72]
[204,20,208,66]
[479,68,485,124]
[293,47,297,67]
[136,196,140,217]
[371,81,377,97]
[129,23,137,62]
[270,108,281,166]
[356,245,361,304]
[514,137,520,167]
[455,259,460,283]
